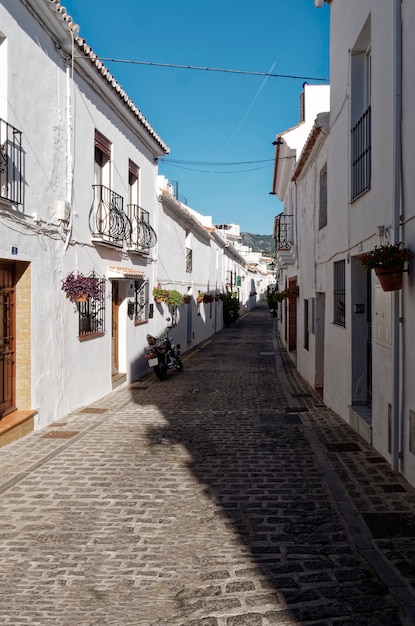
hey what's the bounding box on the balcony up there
[273,213,296,266]
[90,185,131,246]
[0,118,23,205]
[126,205,157,253]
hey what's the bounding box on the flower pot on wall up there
[375,266,404,292]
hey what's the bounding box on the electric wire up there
[79,56,329,82]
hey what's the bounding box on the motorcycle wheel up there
[154,365,167,380]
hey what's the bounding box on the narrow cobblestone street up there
[2,302,415,625]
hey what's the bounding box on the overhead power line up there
[82,57,328,82]
[160,158,274,166]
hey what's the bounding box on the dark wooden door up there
[0,263,15,417]
[288,279,297,352]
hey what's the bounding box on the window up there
[91,130,129,244]
[128,160,139,205]
[0,117,23,205]
[333,260,346,327]
[351,19,371,200]
[304,299,309,350]
[77,274,106,340]
[185,248,192,273]
[94,130,111,188]
[131,280,149,324]
[319,164,327,229]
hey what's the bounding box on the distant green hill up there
[240,232,274,255]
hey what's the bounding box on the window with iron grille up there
[351,28,371,201]
[132,280,149,324]
[0,118,23,205]
[351,106,371,200]
[185,248,192,273]
[77,275,106,339]
[333,260,346,327]
[319,164,327,229]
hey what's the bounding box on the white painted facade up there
[0,0,262,442]
[271,84,330,366]
[325,0,415,485]
[271,0,415,487]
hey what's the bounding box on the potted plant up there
[282,285,299,299]
[61,271,102,303]
[183,294,192,304]
[165,289,183,306]
[153,287,168,303]
[197,292,204,303]
[267,290,283,315]
[359,242,412,291]
[220,292,240,327]
[203,293,214,303]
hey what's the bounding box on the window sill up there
[78,332,105,342]
[134,319,148,326]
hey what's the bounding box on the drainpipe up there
[62,24,78,252]
[391,0,402,473]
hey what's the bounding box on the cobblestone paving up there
[1,302,415,624]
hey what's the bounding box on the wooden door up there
[0,263,15,417]
[111,281,119,376]
[288,278,297,352]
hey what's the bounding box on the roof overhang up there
[108,266,146,280]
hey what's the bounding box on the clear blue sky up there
[62,0,330,235]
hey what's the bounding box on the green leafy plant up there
[267,290,283,309]
[359,242,413,269]
[153,287,168,302]
[220,292,240,327]
[165,289,183,306]
[61,272,102,303]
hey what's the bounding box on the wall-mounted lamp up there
[272,140,284,146]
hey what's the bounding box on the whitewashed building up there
[271,84,330,362]
[0,0,251,446]
[271,0,415,487]
[323,0,415,484]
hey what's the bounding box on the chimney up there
[300,91,305,122]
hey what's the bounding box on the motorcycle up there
[144,323,183,380]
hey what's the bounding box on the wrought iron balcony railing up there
[0,118,23,205]
[126,205,157,251]
[274,213,294,250]
[90,185,131,245]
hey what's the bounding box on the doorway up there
[111,281,119,379]
[0,263,15,417]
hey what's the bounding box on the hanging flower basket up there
[281,285,299,299]
[153,287,168,303]
[183,295,192,304]
[203,294,214,303]
[165,289,183,306]
[359,242,412,292]
[61,271,102,303]
[197,293,204,303]
[374,266,404,292]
